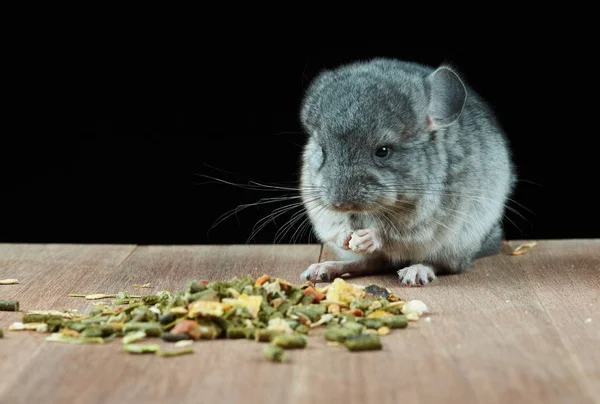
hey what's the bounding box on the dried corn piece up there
[366,309,393,318]
[221,294,262,318]
[188,300,225,317]
[325,278,364,304]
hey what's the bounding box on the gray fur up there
[298,57,516,283]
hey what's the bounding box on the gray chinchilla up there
[298,57,516,285]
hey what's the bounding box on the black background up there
[1,47,597,245]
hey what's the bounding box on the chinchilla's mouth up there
[329,202,379,214]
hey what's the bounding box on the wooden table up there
[1,241,599,404]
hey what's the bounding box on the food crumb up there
[424,317,431,323]
[405,312,419,321]
[401,300,428,316]
[377,326,391,336]
[584,318,592,324]
[175,340,194,348]
[510,241,537,256]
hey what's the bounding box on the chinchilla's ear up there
[426,66,467,129]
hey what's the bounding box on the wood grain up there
[0,244,137,400]
[0,241,598,404]
[319,239,600,404]
[514,240,600,399]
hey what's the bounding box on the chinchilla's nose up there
[332,202,356,211]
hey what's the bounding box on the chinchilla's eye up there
[375,146,391,158]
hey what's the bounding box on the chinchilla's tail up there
[476,222,504,259]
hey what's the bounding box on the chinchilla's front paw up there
[348,228,383,254]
